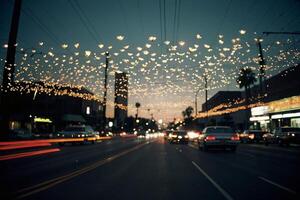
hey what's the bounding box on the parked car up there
[239,130,266,143]
[264,127,300,146]
[169,130,189,144]
[8,128,32,139]
[198,126,239,152]
[55,125,97,145]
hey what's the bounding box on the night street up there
[1,0,300,199]
[1,138,299,200]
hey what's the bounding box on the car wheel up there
[264,141,269,146]
[278,139,284,147]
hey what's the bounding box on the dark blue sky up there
[1,0,300,121]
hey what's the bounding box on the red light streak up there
[0,148,60,161]
[0,142,51,150]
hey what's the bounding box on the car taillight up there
[205,135,216,141]
[231,135,239,141]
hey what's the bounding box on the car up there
[264,127,300,146]
[239,130,266,143]
[169,130,189,144]
[198,126,239,152]
[55,125,97,145]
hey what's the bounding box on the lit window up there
[86,106,90,115]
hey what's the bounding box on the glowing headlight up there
[82,134,85,137]
[178,136,182,139]
[184,135,189,138]
[291,133,295,137]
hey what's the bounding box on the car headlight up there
[82,134,85,137]
[184,135,189,138]
[78,135,81,137]
[178,136,182,139]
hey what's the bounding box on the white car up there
[198,126,240,152]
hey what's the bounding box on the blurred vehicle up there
[264,127,300,146]
[198,126,239,152]
[239,130,266,143]
[8,128,32,139]
[164,130,173,141]
[187,130,201,141]
[55,125,97,145]
[169,130,189,144]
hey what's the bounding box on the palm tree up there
[135,102,141,119]
[236,67,257,106]
[182,106,194,119]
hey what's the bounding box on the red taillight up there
[231,135,240,141]
[205,135,216,141]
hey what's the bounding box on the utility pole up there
[102,52,109,130]
[194,86,201,117]
[2,0,22,90]
[1,0,22,138]
[204,75,208,113]
[256,38,266,98]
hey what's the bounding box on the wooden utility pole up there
[1,0,22,137]
[102,52,109,130]
[256,38,266,97]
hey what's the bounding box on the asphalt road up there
[1,137,300,200]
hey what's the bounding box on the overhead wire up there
[68,0,100,43]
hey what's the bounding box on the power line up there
[172,0,178,44]
[20,5,62,46]
[175,0,181,43]
[163,0,167,42]
[68,0,100,43]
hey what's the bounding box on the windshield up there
[206,127,234,134]
[282,128,300,132]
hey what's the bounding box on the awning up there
[62,114,86,123]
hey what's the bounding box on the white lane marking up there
[192,161,234,200]
[258,176,297,195]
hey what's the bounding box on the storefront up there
[250,96,300,130]
[250,106,270,131]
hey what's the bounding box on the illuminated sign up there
[250,116,269,121]
[34,117,52,123]
[271,112,300,119]
[251,106,269,116]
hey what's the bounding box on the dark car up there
[239,130,266,143]
[264,127,300,146]
[169,130,189,144]
[198,126,239,152]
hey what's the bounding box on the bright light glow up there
[196,34,202,39]
[108,121,113,127]
[271,112,300,119]
[250,116,269,121]
[178,41,185,46]
[34,117,52,123]
[86,106,90,115]
[116,35,125,41]
[239,30,246,35]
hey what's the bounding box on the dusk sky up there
[1,0,300,122]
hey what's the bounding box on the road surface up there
[1,137,299,200]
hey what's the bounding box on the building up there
[0,81,103,137]
[198,64,300,130]
[202,91,242,112]
[114,72,128,130]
